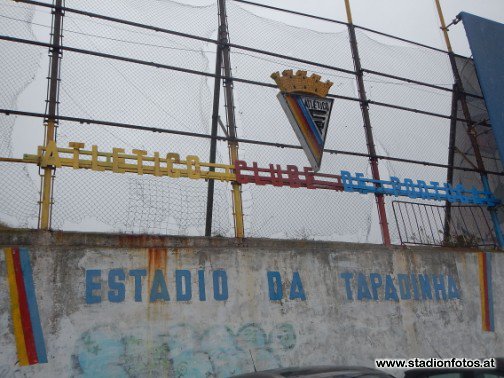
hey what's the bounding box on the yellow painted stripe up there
[478,252,488,331]
[4,248,29,366]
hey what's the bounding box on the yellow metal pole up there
[344,0,353,24]
[228,142,244,238]
[434,0,453,53]
[40,121,56,230]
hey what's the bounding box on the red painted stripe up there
[12,248,38,364]
[481,255,491,331]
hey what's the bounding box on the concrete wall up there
[0,230,502,377]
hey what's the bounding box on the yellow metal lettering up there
[69,142,85,169]
[24,142,239,183]
[112,148,125,173]
[186,155,201,179]
[153,152,162,177]
[132,149,148,175]
[40,140,62,168]
[91,145,105,171]
[167,153,180,178]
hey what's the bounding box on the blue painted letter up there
[357,273,372,301]
[108,269,125,303]
[213,270,228,301]
[268,271,283,301]
[432,274,447,301]
[447,275,460,300]
[384,275,399,302]
[198,270,206,301]
[369,273,382,300]
[289,272,306,300]
[397,274,411,300]
[86,270,101,304]
[418,274,432,300]
[129,269,146,302]
[149,269,170,302]
[340,272,354,300]
[176,270,192,301]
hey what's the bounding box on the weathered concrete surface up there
[0,230,502,377]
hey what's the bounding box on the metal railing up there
[392,201,497,247]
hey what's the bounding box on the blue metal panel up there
[460,12,504,165]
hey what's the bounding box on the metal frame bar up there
[2,108,503,176]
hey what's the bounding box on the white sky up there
[238,0,504,57]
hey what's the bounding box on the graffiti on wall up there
[71,323,297,377]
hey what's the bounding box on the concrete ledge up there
[0,229,498,254]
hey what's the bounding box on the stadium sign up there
[22,141,501,207]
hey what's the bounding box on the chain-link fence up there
[0,0,502,246]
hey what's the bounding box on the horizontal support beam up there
[1,107,503,176]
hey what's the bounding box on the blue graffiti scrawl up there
[71,323,297,377]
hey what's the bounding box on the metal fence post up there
[443,85,458,243]
[204,24,224,237]
[344,0,391,246]
[217,0,245,238]
[39,0,63,230]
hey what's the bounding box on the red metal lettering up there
[286,165,301,188]
[269,164,284,187]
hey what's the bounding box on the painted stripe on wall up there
[478,251,494,332]
[4,248,29,366]
[12,248,38,364]
[485,252,494,331]
[19,248,47,363]
[3,247,47,365]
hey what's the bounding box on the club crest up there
[271,70,334,172]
